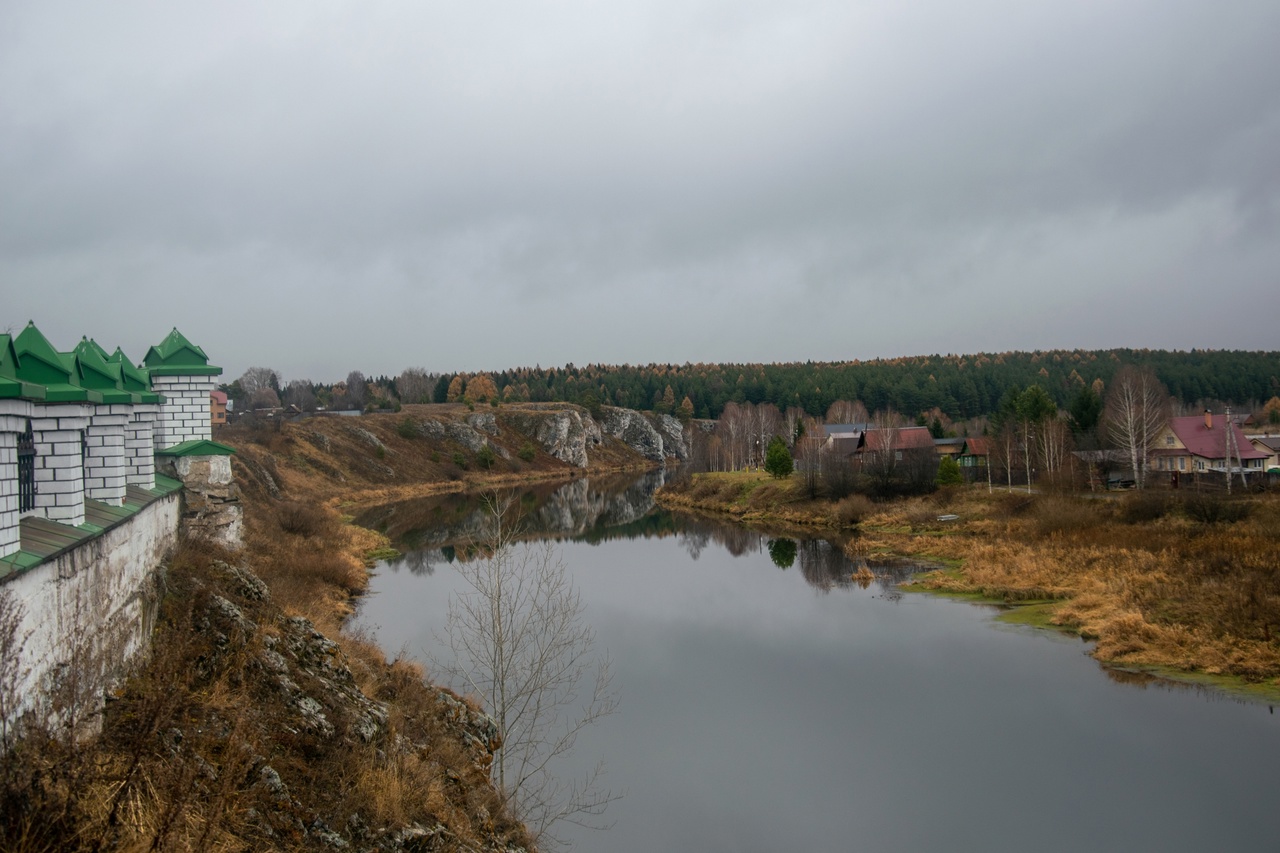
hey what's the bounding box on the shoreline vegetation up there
[658,471,1280,703]
[0,407,659,851]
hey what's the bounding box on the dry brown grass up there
[887,490,1280,685]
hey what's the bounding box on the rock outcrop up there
[597,407,689,462]
[137,558,527,852]
[504,409,602,468]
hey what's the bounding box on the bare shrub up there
[834,495,875,527]
[1119,491,1171,524]
[277,500,328,537]
[1183,493,1252,525]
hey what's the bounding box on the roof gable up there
[0,334,47,401]
[1166,415,1268,461]
[13,322,101,402]
[144,327,221,376]
[71,339,137,403]
[862,426,935,451]
[14,321,73,386]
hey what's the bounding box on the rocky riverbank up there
[0,404,676,851]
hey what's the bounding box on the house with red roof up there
[210,389,228,426]
[1149,411,1268,477]
[959,436,990,470]
[858,426,935,459]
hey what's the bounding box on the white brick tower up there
[143,328,222,451]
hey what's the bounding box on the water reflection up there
[354,470,1280,853]
[365,471,933,595]
[355,469,671,551]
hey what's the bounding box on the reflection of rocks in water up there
[362,469,671,555]
[364,471,940,596]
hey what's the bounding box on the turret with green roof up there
[9,322,96,526]
[108,347,163,404]
[0,334,46,402]
[69,338,136,505]
[13,321,103,404]
[145,327,222,450]
[71,338,139,405]
[143,327,222,376]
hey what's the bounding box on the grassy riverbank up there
[660,472,1280,701]
[1,409,657,851]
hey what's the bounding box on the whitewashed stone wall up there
[125,404,157,490]
[150,375,216,449]
[2,491,180,728]
[84,405,129,506]
[30,403,93,527]
[156,454,242,547]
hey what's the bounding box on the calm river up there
[351,472,1280,853]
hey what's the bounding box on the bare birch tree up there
[783,406,806,447]
[1037,416,1074,486]
[826,399,869,425]
[1104,365,1169,490]
[437,498,618,850]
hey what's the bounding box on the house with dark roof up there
[1149,412,1268,477]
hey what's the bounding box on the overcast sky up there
[2,1,1277,383]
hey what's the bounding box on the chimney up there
[1204,410,1212,430]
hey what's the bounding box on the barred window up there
[17,420,36,513]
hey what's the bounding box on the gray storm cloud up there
[2,0,1276,380]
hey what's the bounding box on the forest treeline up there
[231,349,1280,424]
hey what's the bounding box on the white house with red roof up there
[1149,411,1268,476]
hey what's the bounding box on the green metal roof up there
[156,439,236,457]
[0,333,47,401]
[13,322,102,403]
[144,327,222,376]
[107,347,164,404]
[82,337,113,361]
[0,478,184,582]
[71,338,139,404]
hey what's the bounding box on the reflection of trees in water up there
[364,469,936,595]
[767,538,796,569]
[678,530,711,561]
[796,539,850,592]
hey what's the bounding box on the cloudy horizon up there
[2,1,1277,383]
